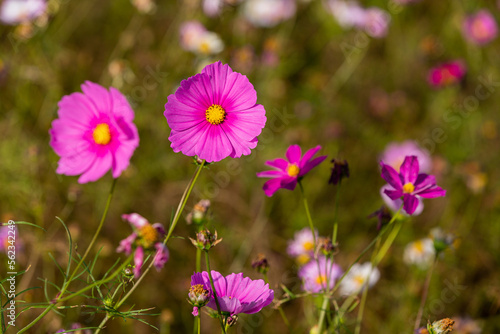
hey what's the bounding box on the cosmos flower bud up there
[316,237,337,257]
[427,318,454,334]
[430,228,456,254]
[188,284,210,308]
[368,206,393,231]
[329,159,349,185]
[251,253,269,275]
[121,265,135,284]
[226,315,238,327]
[189,229,222,251]
[186,199,211,225]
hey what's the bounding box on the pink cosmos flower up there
[298,256,342,293]
[164,61,266,163]
[363,7,391,38]
[287,227,318,265]
[257,145,327,197]
[428,60,466,88]
[190,271,274,316]
[117,213,169,278]
[463,10,498,46]
[49,81,139,184]
[242,0,296,28]
[0,0,46,25]
[380,156,446,215]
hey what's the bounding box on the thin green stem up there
[196,248,201,272]
[317,295,330,333]
[18,179,118,334]
[332,183,341,244]
[197,316,201,334]
[298,182,317,247]
[263,273,290,329]
[94,161,205,333]
[205,251,227,334]
[414,257,438,331]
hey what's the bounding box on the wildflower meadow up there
[1,0,500,333]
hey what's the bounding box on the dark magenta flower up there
[381,156,446,215]
[164,61,266,163]
[49,81,139,183]
[190,271,274,316]
[428,60,466,88]
[117,213,169,278]
[257,145,327,197]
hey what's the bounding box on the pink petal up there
[81,81,112,114]
[380,162,402,190]
[220,71,258,111]
[299,155,327,176]
[286,145,302,164]
[265,158,288,171]
[256,170,285,178]
[77,150,113,183]
[399,156,419,184]
[403,194,419,215]
[299,145,322,168]
[262,178,284,197]
[417,186,446,198]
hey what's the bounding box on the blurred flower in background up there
[231,45,256,73]
[298,256,342,293]
[56,323,92,334]
[428,60,467,88]
[287,227,318,265]
[462,10,498,46]
[403,238,436,268]
[339,262,380,295]
[0,0,46,25]
[164,61,266,162]
[325,0,390,38]
[0,224,18,253]
[117,213,169,278]
[380,141,432,173]
[49,81,140,184]
[131,0,156,14]
[451,317,482,334]
[179,21,224,56]
[242,0,296,28]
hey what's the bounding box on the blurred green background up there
[1,0,500,332]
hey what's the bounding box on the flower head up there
[298,256,342,293]
[117,213,169,278]
[339,262,380,295]
[380,156,446,215]
[381,141,432,173]
[329,159,349,185]
[164,61,266,163]
[189,229,222,250]
[463,10,498,46]
[188,283,210,316]
[257,145,327,197]
[251,253,269,274]
[404,238,436,268]
[190,271,274,316]
[287,227,318,265]
[0,0,46,25]
[242,0,296,28]
[49,81,139,183]
[428,60,466,88]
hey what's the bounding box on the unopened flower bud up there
[189,229,222,250]
[329,159,349,185]
[226,314,238,327]
[121,265,135,284]
[430,228,456,254]
[427,318,454,334]
[251,253,269,274]
[368,206,392,231]
[188,284,210,308]
[316,237,337,257]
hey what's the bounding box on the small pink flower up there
[428,60,466,88]
[257,145,327,197]
[0,0,46,25]
[49,81,139,183]
[380,156,446,215]
[117,213,169,278]
[463,10,498,46]
[287,228,318,265]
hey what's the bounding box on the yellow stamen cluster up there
[354,275,365,286]
[315,274,327,286]
[403,182,415,194]
[92,123,111,145]
[287,163,300,177]
[303,241,314,251]
[139,224,160,248]
[205,104,226,125]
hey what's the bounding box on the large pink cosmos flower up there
[190,271,274,316]
[381,156,446,215]
[49,81,139,184]
[257,145,327,197]
[164,61,266,163]
[117,213,169,278]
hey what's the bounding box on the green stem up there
[197,316,201,334]
[263,273,290,329]
[18,178,118,334]
[332,182,341,244]
[414,257,438,331]
[196,248,201,272]
[317,295,330,334]
[298,182,317,247]
[205,251,227,334]
[94,161,206,333]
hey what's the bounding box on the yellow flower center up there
[303,241,314,251]
[93,123,111,145]
[315,274,327,286]
[139,224,159,248]
[297,254,310,265]
[414,240,424,254]
[287,163,300,177]
[190,284,206,295]
[403,182,415,194]
[199,42,210,54]
[354,275,365,286]
[205,104,226,125]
